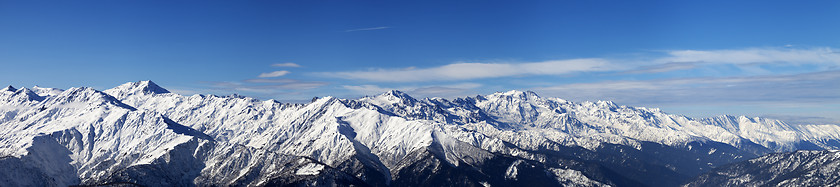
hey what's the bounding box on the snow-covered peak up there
[104,80,170,99]
[48,87,136,110]
[14,88,44,101]
[382,90,410,97]
[0,87,44,104]
[490,90,540,99]
[698,115,829,151]
[357,90,420,108]
[31,85,64,97]
[1,85,16,92]
[595,100,617,107]
[377,90,417,102]
[702,115,791,132]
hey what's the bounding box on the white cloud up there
[410,86,473,97]
[271,63,301,67]
[258,71,290,78]
[322,47,840,83]
[443,83,483,89]
[534,70,840,105]
[659,47,840,65]
[233,82,327,93]
[329,58,614,82]
[243,79,299,83]
[209,79,327,93]
[345,26,391,32]
[622,62,700,74]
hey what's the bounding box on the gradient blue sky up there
[1,1,839,123]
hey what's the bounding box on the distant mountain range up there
[1,81,838,186]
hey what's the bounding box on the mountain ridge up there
[1,81,838,186]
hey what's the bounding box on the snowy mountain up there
[1,81,838,186]
[684,150,840,186]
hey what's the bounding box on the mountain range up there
[1,81,838,186]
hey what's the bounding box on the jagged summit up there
[0,87,44,103]
[361,90,420,106]
[379,90,415,100]
[135,80,170,94]
[383,90,409,97]
[489,90,541,100]
[1,85,16,92]
[50,87,136,111]
[15,88,43,100]
[104,80,170,99]
[31,85,64,97]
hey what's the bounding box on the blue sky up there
[1,1,839,123]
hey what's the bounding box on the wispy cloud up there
[616,47,840,75]
[243,78,299,83]
[231,83,327,93]
[322,47,840,83]
[271,63,302,67]
[327,58,615,82]
[534,70,840,105]
[622,62,701,74]
[258,71,290,78]
[209,79,328,93]
[344,26,391,32]
[658,47,840,66]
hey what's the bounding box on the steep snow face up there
[1,88,43,105]
[0,85,370,186]
[701,115,840,151]
[0,86,198,186]
[104,81,172,107]
[685,150,840,187]
[31,86,64,97]
[104,80,170,98]
[105,85,484,184]
[0,85,16,93]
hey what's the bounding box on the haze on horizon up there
[1,1,838,124]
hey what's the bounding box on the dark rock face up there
[685,150,840,187]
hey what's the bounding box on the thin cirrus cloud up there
[624,47,840,74]
[271,63,302,67]
[243,78,300,83]
[656,47,840,65]
[324,47,839,83]
[530,70,840,122]
[233,83,328,93]
[210,79,328,93]
[258,70,290,78]
[327,58,615,82]
[621,62,701,74]
[344,26,391,32]
[534,70,840,105]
